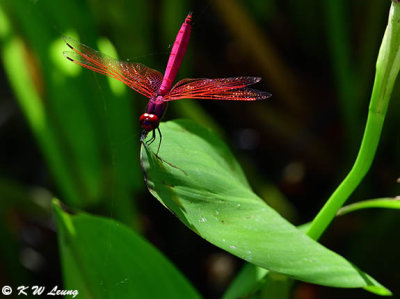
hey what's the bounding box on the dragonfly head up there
[139,113,159,132]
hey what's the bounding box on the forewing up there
[163,77,271,101]
[63,36,163,98]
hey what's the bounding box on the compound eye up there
[139,113,159,131]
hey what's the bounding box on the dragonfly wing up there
[63,36,163,98]
[163,77,271,101]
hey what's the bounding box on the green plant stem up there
[338,197,400,216]
[307,1,400,240]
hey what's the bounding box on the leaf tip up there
[363,285,392,296]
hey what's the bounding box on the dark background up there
[0,0,399,298]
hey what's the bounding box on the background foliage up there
[0,0,399,298]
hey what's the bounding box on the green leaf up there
[223,222,312,298]
[52,199,200,299]
[140,119,390,295]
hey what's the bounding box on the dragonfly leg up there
[153,153,187,176]
[142,129,186,175]
[146,130,156,146]
[156,127,162,155]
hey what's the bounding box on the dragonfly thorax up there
[139,113,159,132]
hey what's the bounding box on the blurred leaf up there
[0,6,81,205]
[259,273,293,299]
[223,263,268,299]
[213,0,306,118]
[0,210,28,285]
[140,119,390,295]
[53,199,200,299]
[96,37,140,226]
[0,176,50,216]
[325,0,360,152]
[1,0,142,225]
[1,0,104,207]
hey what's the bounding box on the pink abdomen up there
[158,13,192,96]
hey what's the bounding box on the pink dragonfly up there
[64,12,270,153]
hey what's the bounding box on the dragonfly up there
[63,12,270,154]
